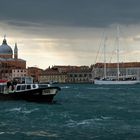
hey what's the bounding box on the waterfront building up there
[0,37,26,80]
[93,62,140,80]
[39,65,92,83]
[28,67,43,82]
[12,69,28,78]
[67,67,92,83]
[53,65,90,73]
[39,68,68,83]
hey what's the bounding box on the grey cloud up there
[6,20,41,27]
[0,0,140,28]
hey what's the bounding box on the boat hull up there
[0,87,60,103]
[94,79,140,85]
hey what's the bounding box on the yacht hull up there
[94,79,140,85]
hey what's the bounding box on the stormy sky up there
[0,0,140,68]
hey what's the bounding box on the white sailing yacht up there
[94,26,140,85]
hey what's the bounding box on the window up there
[17,86,20,91]
[89,74,92,77]
[21,85,26,90]
[26,85,31,89]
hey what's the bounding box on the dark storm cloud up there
[0,0,140,27]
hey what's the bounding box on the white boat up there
[94,26,140,85]
[94,78,139,85]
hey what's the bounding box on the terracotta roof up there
[67,68,92,73]
[41,69,67,75]
[95,62,140,68]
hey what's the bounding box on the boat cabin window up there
[16,84,37,91]
[21,85,26,90]
[17,86,21,91]
[26,85,31,89]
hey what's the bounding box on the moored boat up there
[94,78,140,85]
[94,26,140,85]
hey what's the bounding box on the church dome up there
[0,38,13,55]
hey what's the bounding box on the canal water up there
[0,84,140,140]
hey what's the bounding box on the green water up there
[0,84,140,140]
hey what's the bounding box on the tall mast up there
[117,25,120,80]
[103,37,107,79]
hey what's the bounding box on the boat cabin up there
[15,84,38,92]
[13,77,33,84]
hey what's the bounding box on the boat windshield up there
[0,83,7,93]
[15,84,38,91]
[13,77,33,84]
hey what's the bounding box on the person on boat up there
[7,79,17,91]
[12,79,17,85]
[7,80,12,92]
[7,80,11,89]
[10,79,19,91]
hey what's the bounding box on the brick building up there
[67,68,92,83]
[93,62,140,80]
[39,68,67,83]
[28,67,43,82]
[39,65,92,83]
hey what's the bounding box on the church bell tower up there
[14,43,18,59]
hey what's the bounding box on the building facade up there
[67,69,92,83]
[12,69,28,78]
[28,67,43,82]
[93,62,140,80]
[39,66,92,83]
[39,68,68,83]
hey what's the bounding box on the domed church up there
[0,36,26,80]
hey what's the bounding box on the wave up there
[65,119,95,127]
[65,117,113,128]
[6,107,39,114]
[60,85,136,90]
[8,107,21,112]
[24,131,58,137]
[0,131,58,138]
[21,108,39,114]
[60,86,70,89]
[87,87,111,90]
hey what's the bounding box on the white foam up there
[61,86,70,89]
[24,131,58,137]
[8,107,21,112]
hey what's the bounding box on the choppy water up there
[0,84,140,140]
